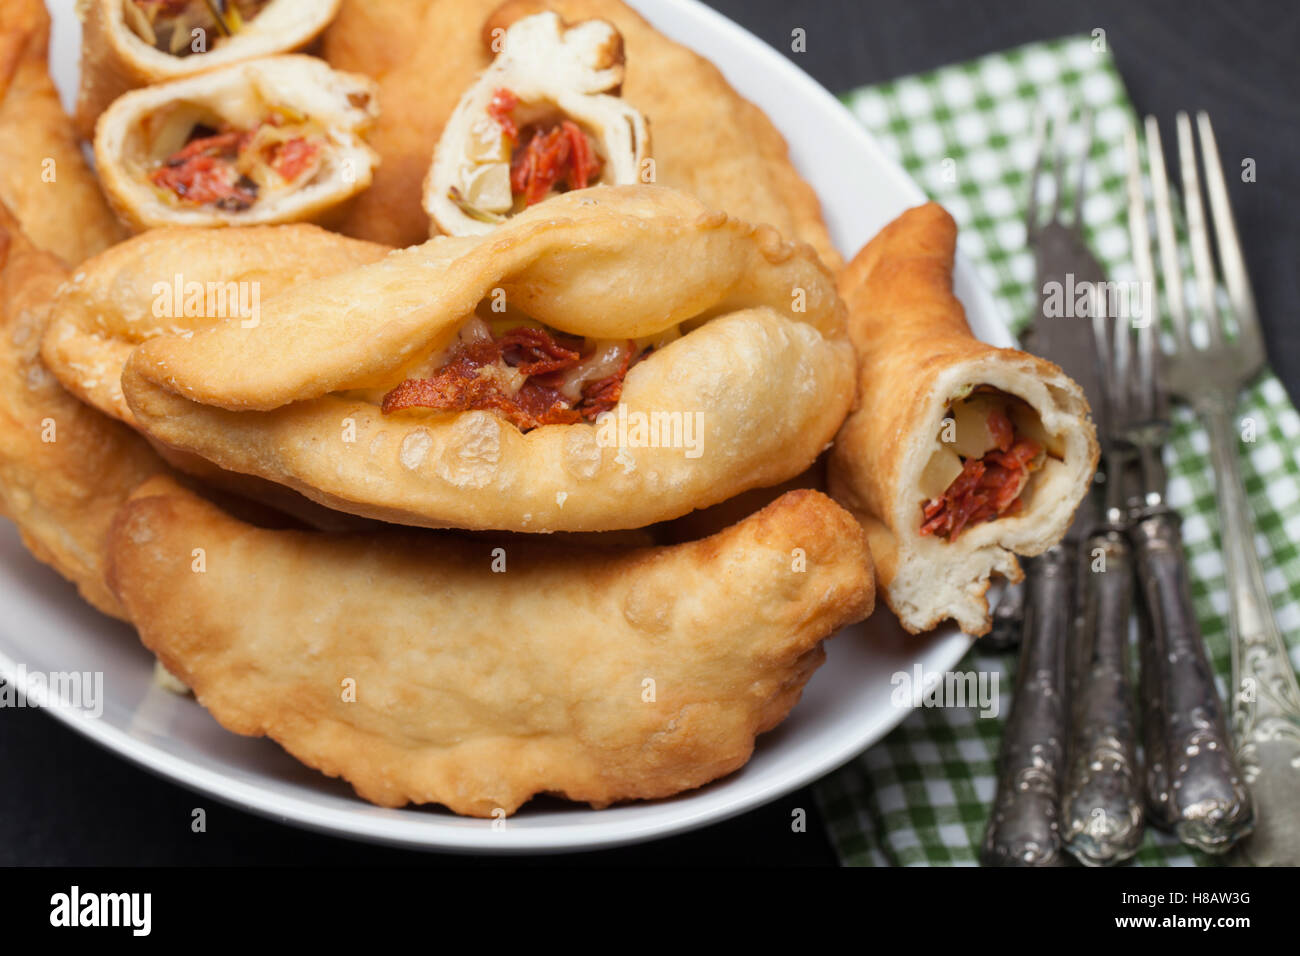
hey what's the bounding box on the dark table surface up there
[4,0,1296,867]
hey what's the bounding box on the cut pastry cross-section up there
[425,10,649,235]
[146,111,325,212]
[917,389,1061,541]
[123,1,275,58]
[94,55,379,230]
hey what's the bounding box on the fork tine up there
[1112,300,1132,429]
[1197,111,1262,351]
[1124,122,1160,419]
[1091,309,1116,431]
[1024,110,1049,238]
[1176,112,1224,347]
[1072,107,1093,226]
[1145,116,1192,350]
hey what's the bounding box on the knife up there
[982,111,1139,864]
[982,221,1099,866]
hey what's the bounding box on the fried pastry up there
[107,477,873,813]
[75,0,343,138]
[94,54,379,231]
[121,186,855,532]
[828,203,1098,635]
[322,0,839,267]
[39,223,390,530]
[425,10,649,235]
[42,223,387,425]
[0,0,124,265]
[0,203,166,619]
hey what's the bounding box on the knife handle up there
[981,545,1072,866]
[1061,526,1143,865]
[1130,506,1254,853]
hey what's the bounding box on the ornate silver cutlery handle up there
[1062,525,1143,865]
[1202,404,1300,866]
[981,546,1072,866]
[1130,506,1254,854]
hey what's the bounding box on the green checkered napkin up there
[816,35,1300,866]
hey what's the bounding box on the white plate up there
[2,0,1009,853]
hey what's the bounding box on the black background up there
[4,0,1296,867]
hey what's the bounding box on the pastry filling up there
[143,107,324,211]
[918,389,1059,541]
[125,0,272,57]
[380,313,677,431]
[449,88,605,222]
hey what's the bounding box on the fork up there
[1124,114,1252,855]
[1128,112,1300,862]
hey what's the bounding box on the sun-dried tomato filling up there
[381,320,641,432]
[148,119,322,211]
[919,403,1043,541]
[490,89,604,207]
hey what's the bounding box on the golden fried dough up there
[43,223,388,426]
[122,187,855,532]
[107,478,873,813]
[0,0,124,265]
[828,204,1098,635]
[320,0,490,247]
[39,223,390,531]
[322,0,839,267]
[0,204,166,618]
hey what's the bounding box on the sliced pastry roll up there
[75,0,342,136]
[828,203,1098,636]
[94,55,379,231]
[120,186,856,533]
[424,10,649,235]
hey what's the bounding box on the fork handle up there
[1202,403,1300,866]
[980,545,1072,866]
[1130,504,1254,853]
[1061,526,1143,866]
